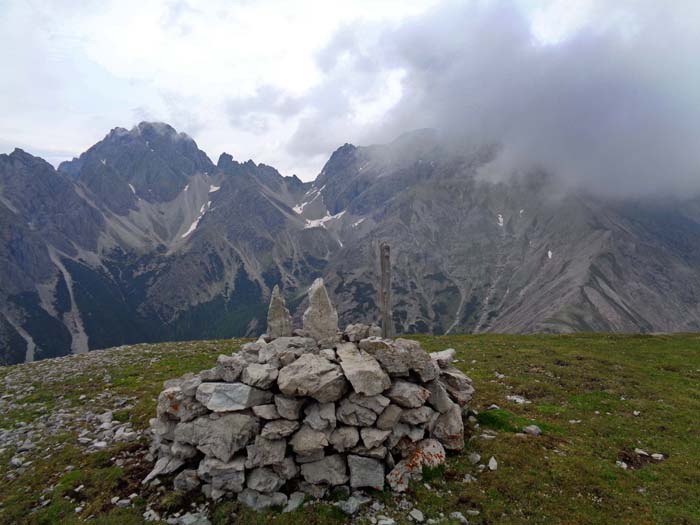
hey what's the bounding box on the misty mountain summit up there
[1,122,700,365]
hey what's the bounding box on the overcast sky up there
[1,0,699,196]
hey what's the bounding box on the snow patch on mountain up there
[304,210,346,229]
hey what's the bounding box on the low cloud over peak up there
[283,0,700,197]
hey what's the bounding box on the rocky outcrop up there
[145,281,475,509]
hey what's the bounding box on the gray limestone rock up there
[300,454,348,486]
[386,381,431,408]
[197,456,246,493]
[329,426,360,452]
[344,323,370,342]
[302,278,339,343]
[272,456,299,480]
[431,403,464,450]
[267,285,293,338]
[215,354,247,382]
[195,382,272,412]
[348,455,384,490]
[400,406,437,425]
[289,424,328,455]
[238,489,288,511]
[430,348,456,369]
[439,368,475,406]
[425,380,456,413]
[274,395,305,420]
[241,363,279,389]
[376,404,403,430]
[260,419,300,440]
[245,436,287,468]
[336,343,391,396]
[303,402,337,431]
[247,467,284,493]
[173,469,200,492]
[175,413,258,462]
[278,354,348,403]
[336,397,378,426]
[252,404,280,420]
[360,427,391,449]
[157,387,207,422]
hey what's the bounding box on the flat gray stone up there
[304,402,337,431]
[386,381,431,408]
[175,413,258,462]
[348,455,384,489]
[376,404,403,430]
[360,427,391,449]
[247,467,284,493]
[336,397,378,426]
[278,353,348,403]
[238,488,287,511]
[260,419,300,440]
[195,382,272,412]
[241,363,279,389]
[336,343,391,396]
[274,395,305,420]
[431,403,464,450]
[289,424,328,455]
[245,436,287,468]
[300,454,348,486]
[329,426,360,452]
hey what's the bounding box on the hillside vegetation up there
[0,334,698,524]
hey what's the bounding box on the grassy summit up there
[0,334,698,524]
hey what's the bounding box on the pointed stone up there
[302,278,338,343]
[267,285,293,338]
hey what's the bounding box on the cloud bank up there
[276,0,700,197]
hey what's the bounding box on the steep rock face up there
[1,124,700,364]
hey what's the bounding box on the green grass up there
[0,334,699,524]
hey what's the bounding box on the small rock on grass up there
[488,457,498,471]
[450,511,469,524]
[409,508,425,522]
[523,425,542,436]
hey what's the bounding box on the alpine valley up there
[2,122,700,365]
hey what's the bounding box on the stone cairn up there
[144,278,475,512]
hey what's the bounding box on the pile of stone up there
[144,278,474,511]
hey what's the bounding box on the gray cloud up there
[285,0,700,196]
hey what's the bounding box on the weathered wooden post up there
[379,242,392,338]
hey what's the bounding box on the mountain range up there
[1,122,699,365]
